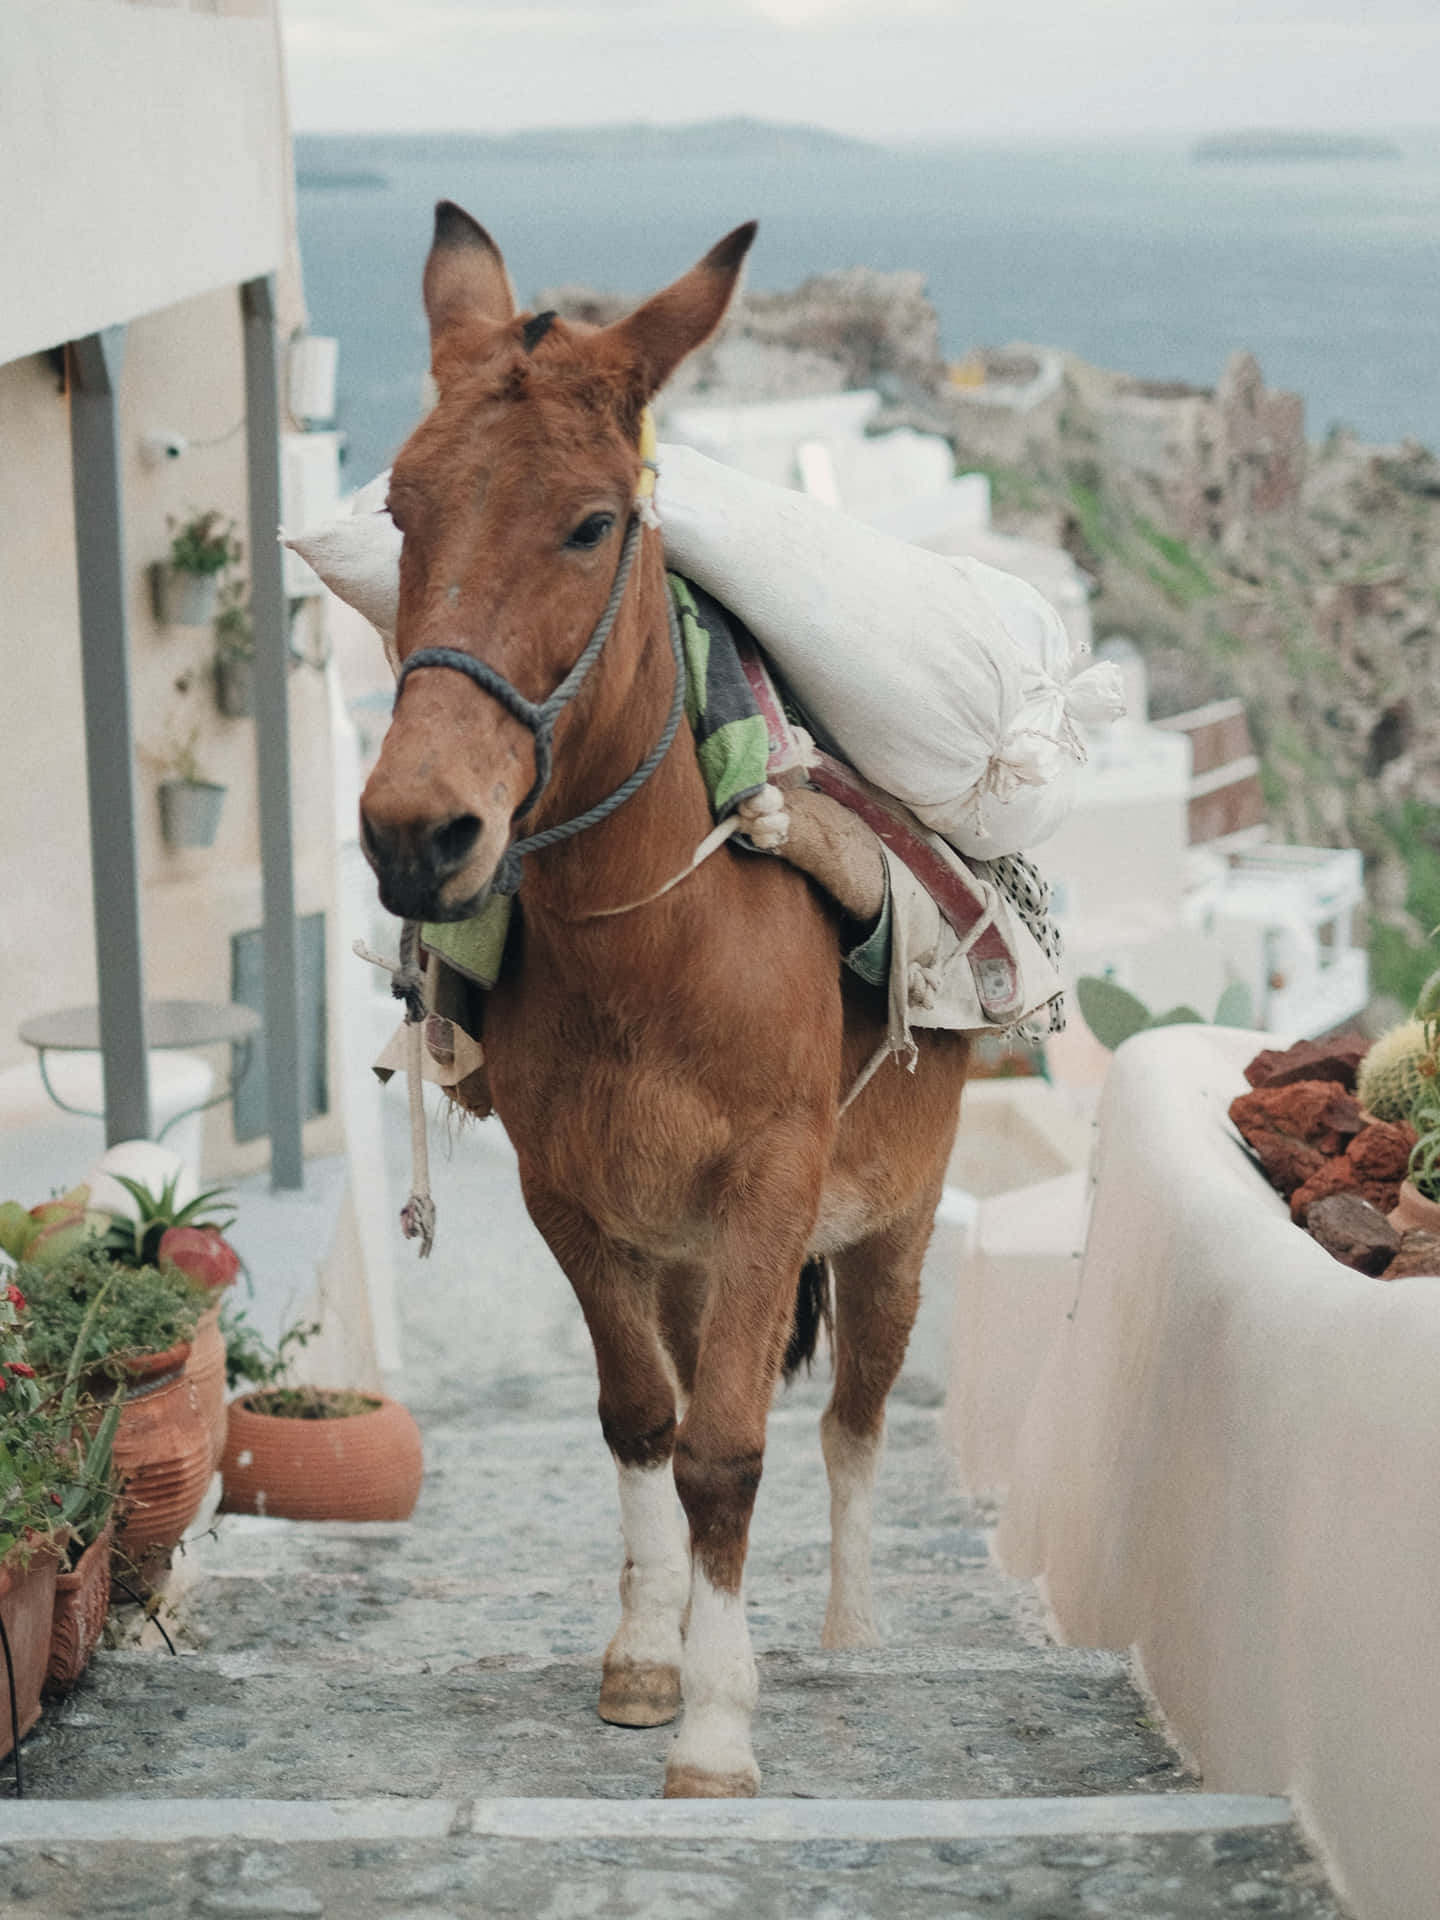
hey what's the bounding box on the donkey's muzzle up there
[360,807,484,922]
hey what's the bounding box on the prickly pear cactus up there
[1356,1019,1440,1124]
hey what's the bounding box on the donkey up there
[360,202,971,1798]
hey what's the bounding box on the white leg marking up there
[665,1568,760,1795]
[820,1408,883,1650]
[605,1462,690,1676]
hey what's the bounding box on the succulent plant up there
[100,1172,236,1271]
[1355,1019,1440,1125]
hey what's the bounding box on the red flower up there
[0,1374,9,1391]
[7,1361,34,1378]
[5,1285,25,1310]
[50,1492,62,1507]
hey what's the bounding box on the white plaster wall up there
[995,1025,1440,1920]
[0,0,338,1180]
[1,1,285,363]
[0,356,99,1031]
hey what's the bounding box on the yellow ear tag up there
[635,407,659,522]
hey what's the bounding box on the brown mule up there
[361,202,971,1798]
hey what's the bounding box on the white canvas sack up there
[282,445,1123,857]
[283,468,402,670]
[657,442,1124,856]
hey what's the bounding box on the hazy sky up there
[281,0,1440,142]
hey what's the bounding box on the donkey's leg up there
[589,1298,690,1728]
[665,1214,811,1799]
[528,1194,689,1727]
[821,1190,940,1650]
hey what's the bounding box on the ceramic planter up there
[0,1548,60,1757]
[1389,1179,1440,1236]
[47,1517,114,1693]
[186,1303,229,1472]
[109,1341,212,1585]
[152,565,220,628]
[158,779,225,850]
[219,1391,424,1522]
[215,653,255,719]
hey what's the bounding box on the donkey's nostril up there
[430,813,482,877]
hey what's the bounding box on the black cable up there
[109,1578,178,1658]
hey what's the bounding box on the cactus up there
[1355,1019,1440,1124]
[1076,976,1252,1053]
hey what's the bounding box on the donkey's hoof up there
[663,1761,760,1799]
[598,1662,681,1727]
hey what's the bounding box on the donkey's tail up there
[783,1255,833,1382]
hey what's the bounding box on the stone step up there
[0,1793,1345,1917]
[27,1643,1189,1804]
[163,1402,1042,1666]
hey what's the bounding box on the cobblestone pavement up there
[6,1099,1351,1915]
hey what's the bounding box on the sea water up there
[295,132,1440,485]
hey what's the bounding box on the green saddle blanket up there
[420,573,772,988]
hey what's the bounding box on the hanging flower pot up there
[153,565,221,628]
[46,1516,114,1694]
[109,1341,213,1587]
[219,1389,423,1523]
[0,1548,60,1757]
[158,779,226,850]
[154,511,240,630]
[214,652,255,719]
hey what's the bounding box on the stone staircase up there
[3,1107,1349,1917]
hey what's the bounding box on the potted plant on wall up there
[102,1169,240,1470]
[18,1246,212,1589]
[0,1280,64,1759]
[155,728,226,850]
[153,510,241,628]
[218,1313,424,1524]
[212,582,256,719]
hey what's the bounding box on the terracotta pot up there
[1388,1179,1440,1236]
[0,1548,60,1758]
[219,1391,424,1523]
[47,1517,114,1693]
[186,1304,229,1471]
[109,1341,213,1584]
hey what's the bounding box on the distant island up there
[1194,131,1400,164]
[295,118,871,169]
[295,167,387,190]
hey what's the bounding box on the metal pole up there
[69,329,151,1146]
[241,275,304,1189]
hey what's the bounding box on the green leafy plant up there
[0,1278,69,1566]
[221,1305,319,1394]
[1076,975,1253,1053]
[168,510,241,578]
[101,1173,236,1270]
[239,1386,380,1421]
[17,1246,209,1383]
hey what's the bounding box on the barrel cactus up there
[1356,1020,1440,1124]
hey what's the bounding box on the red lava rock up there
[1305,1192,1402,1275]
[1230,1081,1365,1196]
[1381,1229,1440,1281]
[1244,1036,1369,1092]
[1345,1120,1417,1184]
[1290,1156,1360,1223]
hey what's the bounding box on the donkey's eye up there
[565,511,615,551]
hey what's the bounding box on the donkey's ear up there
[423,201,516,349]
[603,222,757,401]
